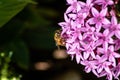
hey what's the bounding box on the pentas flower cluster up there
[59,0,120,80]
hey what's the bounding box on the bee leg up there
[57,45,60,50]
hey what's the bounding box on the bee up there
[54,29,65,50]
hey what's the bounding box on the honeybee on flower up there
[57,0,120,80]
[54,29,65,49]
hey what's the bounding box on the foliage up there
[0,0,35,27]
[0,0,33,71]
[0,0,59,72]
[0,52,22,80]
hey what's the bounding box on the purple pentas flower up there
[95,0,114,8]
[66,0,81,13]
[68,12,87,26]
[80,24,97,50]
[75,13,87,26]
[114,39,120,51]
[58,0,120,80]
[104,16,120,39]
[106,46,120,67]
[81,59,97,73]
[83,47,96,59]
[95,29,114,51]
[112,63,120,80]
[58,14,71,35]
[93,55,113,80]
[98,71,113,80]
[80,33,96,50]
[66,43,83,63]
[79,0,93,15]
[97,45,120,67]
[95,55,109,73]
[87,7,110,32]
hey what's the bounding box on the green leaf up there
[11,39,29,70]
[1,39,29,70]
[0,0,32,27]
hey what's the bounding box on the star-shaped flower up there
[106,46,120,67]
[112,63,120,80]
[95,29,113,51]
[104,16,120,39]
[95,0,114,8]
[81,60,97,73]
[95,55,112,74]
[87,7,110,32]
[79,0,93,15]
[66,0,81,13]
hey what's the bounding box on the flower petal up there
[65,6,73,13]
[68,13,77,20]
[104,66,111,73]
[71,54,74,60]
[108,0,114,5]
[101,55,108,62]
[85,66,91,73]
[109,45,114,52]
[107,73,113,80]
[79,1,85,7]
[113,52,120,58]
[108,38,114,44]
[97,47,104,54]
[99,71,107,77]
[95,23,102,32]
[83,52,89,59]
[95,40,103,47]
[94,0,102,4]
[97,65,103,73]
[117,24,120,29]
[100,8,107,17]
[115,43,120,51]
[86,0,92,5]
[67,49,76,54]
[103,41,108,52]
[64,13,69,22]
[87,18,95,24]
[92,69,99,77]
[102,18,110,24]
[109,55,116,66]
[78,33,82,40]
[66,0,76,4]
[111,16,117,25]
[103,29,109,36]
[91,51,96,59]
[115,30,120,39]
[76,53,81,64]
[91,7,99,17]
[58,22,67,27]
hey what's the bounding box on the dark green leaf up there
[0,0,32,27]
[11,40,29,70]
[1,39,29,70]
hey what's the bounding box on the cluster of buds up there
[58,0,120,80]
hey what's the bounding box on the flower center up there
[83,36,93,44]
[96,16,103,22]
[110,25,117,31]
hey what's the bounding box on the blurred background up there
[1,0,120,80]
